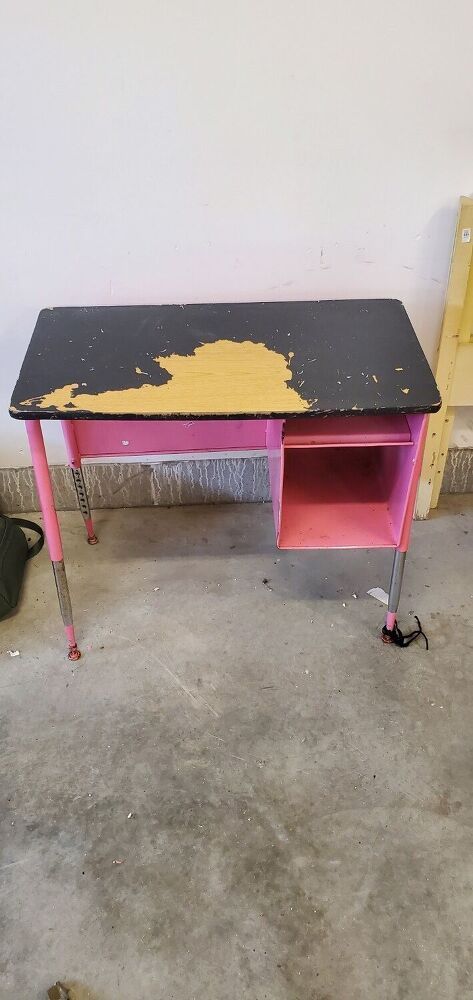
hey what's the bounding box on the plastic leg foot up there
[382,610,397,641]
[381,616,428,650]
[84,516,98,545]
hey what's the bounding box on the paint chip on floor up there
[367,587,389,605]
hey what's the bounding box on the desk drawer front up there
[71,419,267,459]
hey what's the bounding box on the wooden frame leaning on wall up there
[416,196,473,519]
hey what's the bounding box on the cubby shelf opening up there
[278,444,414,549]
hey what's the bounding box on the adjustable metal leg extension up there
[384,549,406,637]
[52,560,81,661]
[61,421,98,544]
[382,548,406,643]
[71,466,98,545]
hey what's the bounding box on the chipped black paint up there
[10,300,441,420]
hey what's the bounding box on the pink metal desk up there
[10,300,441,660]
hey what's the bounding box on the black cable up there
[382,615,428,650]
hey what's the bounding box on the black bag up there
[0,515,44,619]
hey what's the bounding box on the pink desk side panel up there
[387,413,428,551]
[266,419,284,534]
[68,419,267,459]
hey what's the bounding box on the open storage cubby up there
[268,414,425,550]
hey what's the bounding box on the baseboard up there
[0,448,471,515]
[0,456,270,513]
[441,448,473,495]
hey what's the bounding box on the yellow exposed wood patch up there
[21,339,310,415]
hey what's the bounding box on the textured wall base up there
[441,448,473,495]
[0,449,471,515]
[0,457,270,514]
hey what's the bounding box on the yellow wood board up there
[416,197,473,518]
[450,344,473,406]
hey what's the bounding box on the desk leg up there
[385,548,406,633]
[61,421,98,544]
[27,421,81,661]
[383,414,429,644]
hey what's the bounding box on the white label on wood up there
[461,228,471,243]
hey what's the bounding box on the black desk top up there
[10,300,440,420]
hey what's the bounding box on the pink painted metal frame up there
[26,415,429,659]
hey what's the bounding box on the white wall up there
[1,0,472,466]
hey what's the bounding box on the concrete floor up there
[0,496,472,1000]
